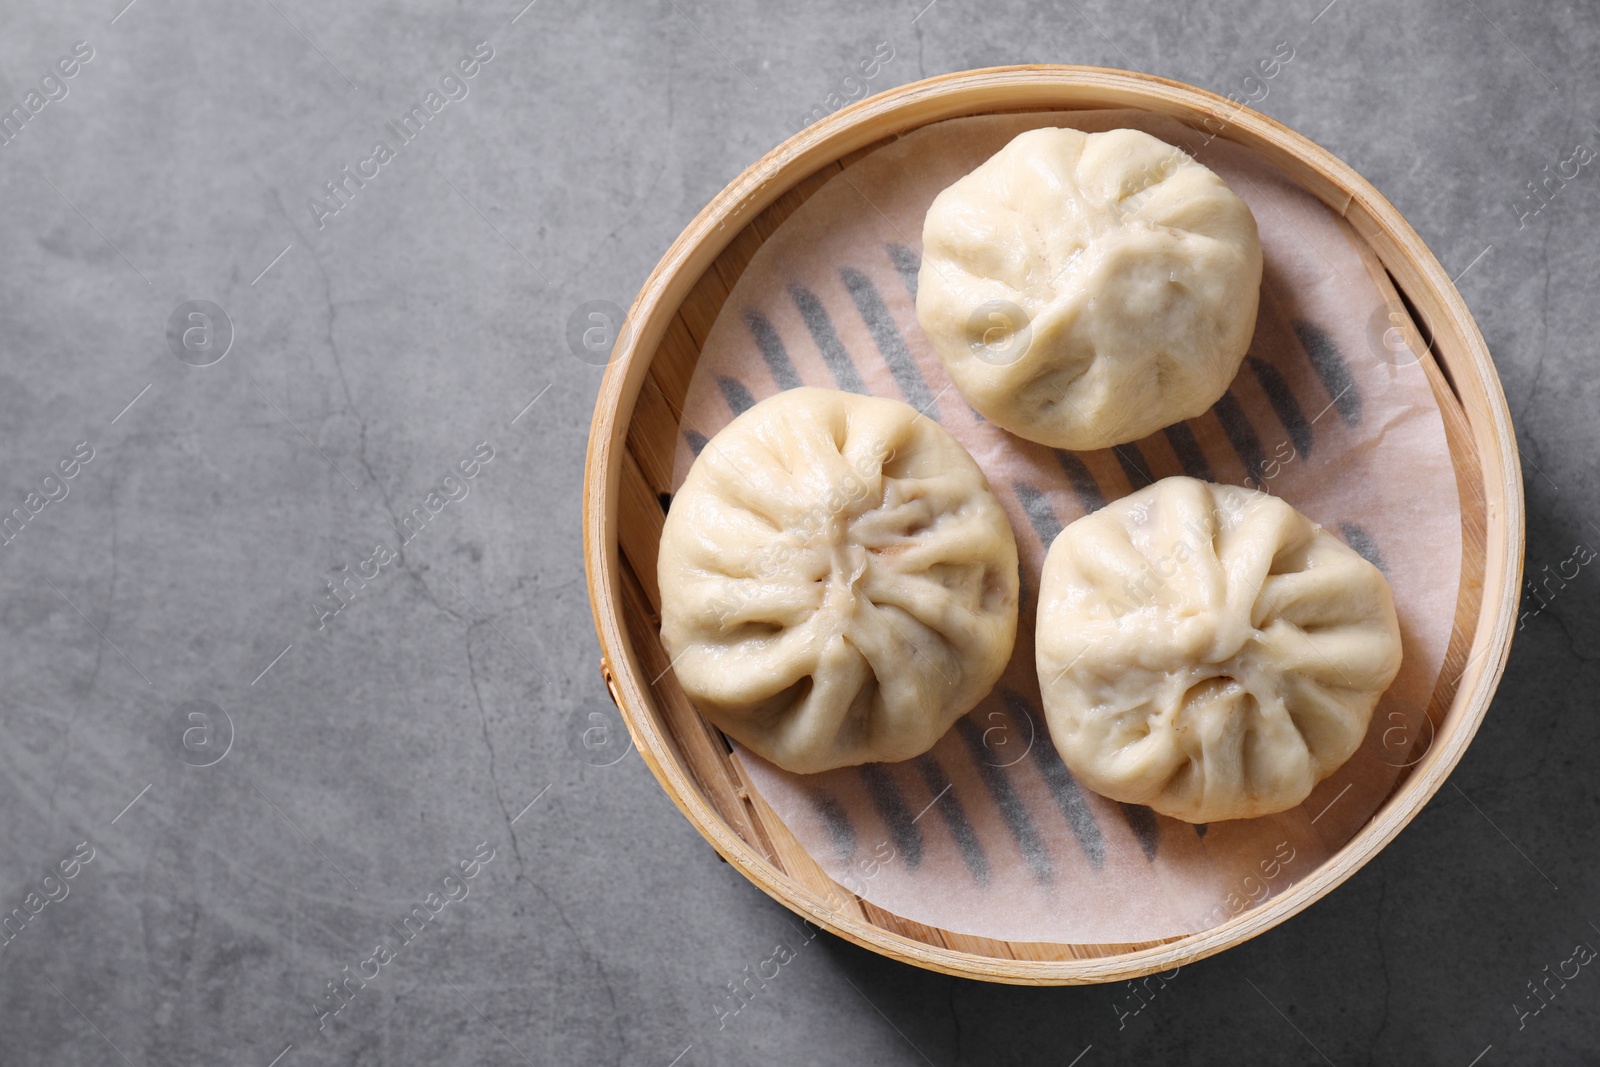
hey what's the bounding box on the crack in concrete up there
[266,187,466,626]
[49,466,120,843]
[464,629,526,883]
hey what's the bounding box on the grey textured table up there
[0,1,1591,1064]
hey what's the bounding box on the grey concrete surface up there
[0,0,1593,1063]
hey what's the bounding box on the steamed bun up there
[917,127,1263,449]
[1035,477,1401,823]
[658,387,1019,774]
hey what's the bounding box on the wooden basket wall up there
[582,66,1524,984]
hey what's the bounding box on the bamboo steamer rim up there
[583,65,1524,984]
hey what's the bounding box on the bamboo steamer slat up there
[583,66,1523,984]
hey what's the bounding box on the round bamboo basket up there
[583,66,1523,984]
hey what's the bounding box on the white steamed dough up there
[917,127,1263,449]
[1035,477,1401,823]
[658,388,1020,774]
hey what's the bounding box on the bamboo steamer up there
[582,66,1523,984]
